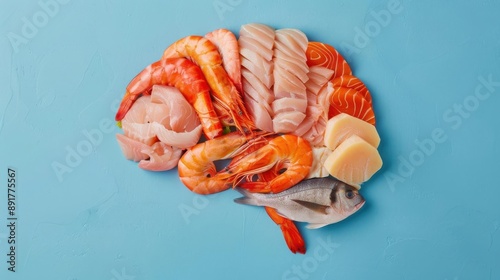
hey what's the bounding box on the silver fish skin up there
[234,177,365,229]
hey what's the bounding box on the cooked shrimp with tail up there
[224,134,313,193]
[162,35,255,133]
[178,132,267,195]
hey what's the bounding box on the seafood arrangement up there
[115,23,383,254]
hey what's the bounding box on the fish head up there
[331,182,365,216]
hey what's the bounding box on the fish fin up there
[233,187,260,206]
[306,223,329,229]
[292,199,329,215]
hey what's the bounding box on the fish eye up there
[345,190,355,199]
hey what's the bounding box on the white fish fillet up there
[239,23,276,132]
[294,66,334,146]
[272,28,309,133]
[117,85,202,171]
[138,142,183,171]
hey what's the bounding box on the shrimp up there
[225,134,313,193]
[265,207,306,254]
[205,29,243,93]
[162,35,255,134]
[115,57,223,139]
[178,132,267,195]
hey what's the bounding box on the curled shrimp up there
[178,132,266,195]
[162,35,254,134]
[115,58,223,139]
[205,28,243,93]
[225,134,313,193]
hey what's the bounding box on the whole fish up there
[234,177,365,229]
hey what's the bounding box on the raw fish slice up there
[331,75,372,104]
[293,105,322,137]
[239,36,274,61]
[271,97,308,114]
[144,103,170,127]
[116,134,150,161]
[151,85,201,132]
[306,42,352,79]
[272,28,309,133]
[122,95,151,124]
[294,65,333,144]
[153,123,202,149]
[301,119,327,147]
[239,23,276,132]
[244,95,274,132]
[240,55,273,88]
[317,81,333,115]
[241,69,274,104]
[273,67,307,98]
[242,78,274,114]
[272,111,306,133]
[121,122,157,146]
[328,87,376,125]
[306,66,335,88]
[239,23,275,50]
[205,29,242,92]
[275,29,308,58]
[273,49,309,82]
[281,29,308,50]
[138,142,183,171]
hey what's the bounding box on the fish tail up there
[233,187,261,206]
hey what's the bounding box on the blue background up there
[1,0,499,279]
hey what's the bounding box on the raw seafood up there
[224,134,313,193]
[116,85,202,171]
[162,35,254,133]
[328,75,376,125]
[272,28,309,133]
[205,28,243,92]
[115,58,223,139]
[177,132,264,194]
[239,23,276,132]
[323,135,383,185]
[306,41,352,78]
[324,113,380,150]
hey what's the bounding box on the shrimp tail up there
[115,90,139,121]
[265,207,306,254]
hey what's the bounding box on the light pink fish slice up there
[151,85,200,132]
[153,123,202,149]
[243,95,274,132]
[273,111,306,133]
[138,142,183,171]
[116,134,150,162]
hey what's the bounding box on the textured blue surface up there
[1,0,500,279]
